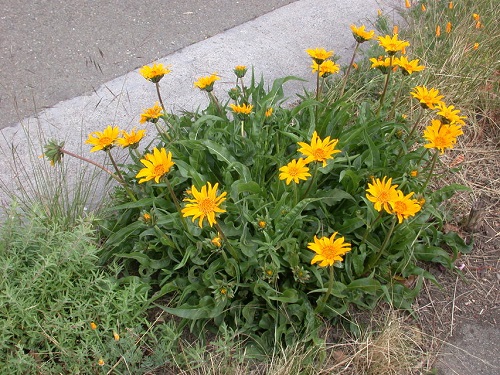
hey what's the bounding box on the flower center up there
[394,201,407,213]
[99,137,112,146]
[322,245,337,260]
[154,165,165,176]
[199,198,216,214]
[288,166,300,176]
[378,191,389,202]
[313,148,327,161]
[434,136,447,147]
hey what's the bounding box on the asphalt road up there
[0,0,297,130]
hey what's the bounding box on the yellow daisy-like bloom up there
[139,62,171,83]
[90,322,98,330]
[265,108,273,118]
[85,125,120,153]
[194,73,220,92]
[297,131,341,167]
[113,331,120,341]
[446,22,452,33]
[140,102,163,124]
[405,0,411,8]
[410,86,444,109]
[308,232,352,267]
[435,103,466,125]
[229,103,254,115]
[181,182,227,228]
[311,60,340,78]
[449,2,453,9]
[366,176,399,214]
[136,147,175,183]
[116,128,146,149]
[279,158,311,185]
[350,24,375,43]
[258,220,267,229]
[211,236,222,248]
[389,190,422,224]
[473,42,479,50]
[369,56,393,74]
[393,56,425,75]
[421,4,426,11]
[436,25,441,37]
[423,119,463,154]
[472,13,480,21]
[306,47,333,64]
[98,358,105,366]
[234,65,248,78]
[377,34,410,55]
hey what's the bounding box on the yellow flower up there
[435,103,466,125]
[446,22,452,33]
[90,322,98,330]
[421,4,426,11]
[140,102,163,124]
[113,331,120,341]
[410,86,444,109]
[117,128,146,148]
[98,358,105,366]
[297,131,341,167]
[393,56,425,75]
[194,73,220,92]
[350,24,375,43]
[423,119,463,154]
[234,65,248,78]
[472,13,480,21]
[405,0,411,8]
[85,125,120,152]
[182,182,227,228]
[448,2,453,9]
[366,176,399,214]
[393,25,399,35]
[279,158,311,185]
[211,236,222,248]
[377,34,410,55]
[389,190,422,223]
[265,108,273,118]
[229,103,253,115]
[311,60,340,78]
[435,25,441,37]
[139,62,171,83]
[410,170,418,177]
[136,147,174,183]
[473,42,479,50]
[309,232,352,267]
[475,21,482,29]
[142,212,151,222]
[258,220,267,229]
[306,47,333,64]
[369,56,393,74]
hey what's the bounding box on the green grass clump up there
[0,205,177,373]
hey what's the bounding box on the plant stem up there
[209,92,224,117]
[106,150,137,202]
[397,108,425,159]
[422,150,439,192]
[155,82,166,114]
[340,42,360,96]
[59,147,118,181]
[215,222,239,261]
[316,265,335,312]
[165,179,188,230]
[365,216,397,272]
[376,55,394,116]
[301,163,318,200]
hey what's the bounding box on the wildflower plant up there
[44,20,473,353]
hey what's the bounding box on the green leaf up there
[268,288,299,303]
[346,277,382,295]
[443,231,473,255]
[158,297,226,320]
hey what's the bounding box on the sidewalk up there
[0,1,497,374]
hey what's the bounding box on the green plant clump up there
[43,20,473,354]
